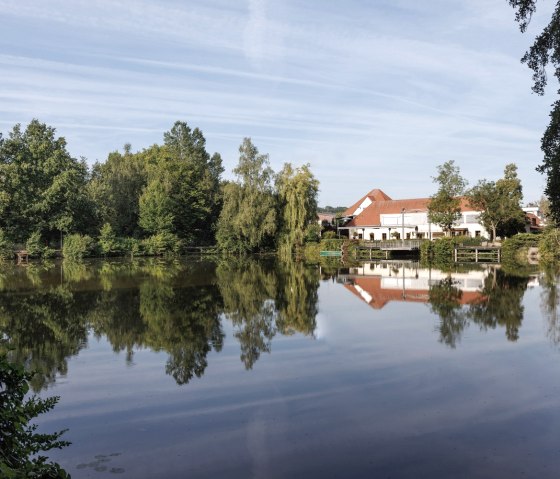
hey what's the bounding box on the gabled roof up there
[343,189,392,217]
[343,189,477,227]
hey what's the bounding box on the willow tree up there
[276,163,319,257]
[509,0,560,223]
[216,138,277,253]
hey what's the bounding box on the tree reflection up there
[428,267,530,347]
[539,266,560,345]
[275,261,319,336]
[217,259,278,369]
[468,268,528,342]
[428,277,468,348]
[0,285,91,391]
[0,258,320,389]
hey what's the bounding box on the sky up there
[0,0,555,206]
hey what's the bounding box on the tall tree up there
[0,120,93,243]
[216,138,278,253]
[276,163,319,256]
[509,0,560,223]
[427,160,467,235]
[139,122,223,244]
[88,144,148,237]
[467,163,525,240]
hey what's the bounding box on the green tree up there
[427,160,467,235]
[138,123,223,244]
[217,138,278,253]
[467,163,525,240]
[88,144,148,237]
[509,1,560,223]
[0,120,94,244]
[98,223,120,256]
[276,163,319,257]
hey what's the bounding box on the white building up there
[338,189,489,240]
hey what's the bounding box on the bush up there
[121,237,143,257]
[62,234,96,260]
[142,232,182,256]
[25,231,44,258]
[0,229,13,261]
[502,233,540,263]
[304,224,321,243]
[539,228,560,262]
[432,237,454,262]
[0,351,70,478]
[322,231,337,239]
[98,223,120,256]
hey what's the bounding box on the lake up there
[2,258,560,478]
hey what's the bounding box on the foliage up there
[322,230,337,239]
[98,223,120,256]
[501,232,540,263]
[304,224,321,243]
[217,139,278,253]
[427,161,467,235]
[539,228,560,263]
[509,1,560,223]
[88,144,148,238]
[0,229,13,261]
[0,350,71,478]
[142,232,182,256]
[62,234,96,260]
[0,120,95,243]
[276,163,319,256]
[428,277,467,348]
[467,164,525,240]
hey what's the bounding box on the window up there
[369,233,375,240]
[406,233,411,239]
[475,231,481,237]
[382,233,387,240]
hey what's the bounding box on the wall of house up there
[341,211,489,240]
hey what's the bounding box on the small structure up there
[16,250,29,265]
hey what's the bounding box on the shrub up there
[121,237,143,257]
[0,229,13,261]
[304,224,321,243]
[142,232,182,256]
[62,233,96,260]
[432,237,454,262]
[539,228,560,262]
[0,351,71,478]
[322,231,337,239]
[98,223,120,256]
[502,233,541,263]
[25,231,44,258]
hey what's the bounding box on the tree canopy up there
[509,0,560,223]
[467,163,525,240]
[427,160,467,235]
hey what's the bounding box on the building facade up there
[338,189,490,240]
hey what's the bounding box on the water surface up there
[2,258,560,478]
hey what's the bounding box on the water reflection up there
[0,258,320,390]
[340,261,536,348]
[0,258,549,391]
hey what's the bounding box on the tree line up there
[0,120,319,257]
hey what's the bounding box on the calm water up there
[2,258,560,478]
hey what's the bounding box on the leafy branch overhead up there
[509,0,560,223]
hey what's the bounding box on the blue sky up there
[0,0,554,205]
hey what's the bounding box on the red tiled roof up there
[344,276,485,310]
[343,189,392,217]
[343,189,476,227]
